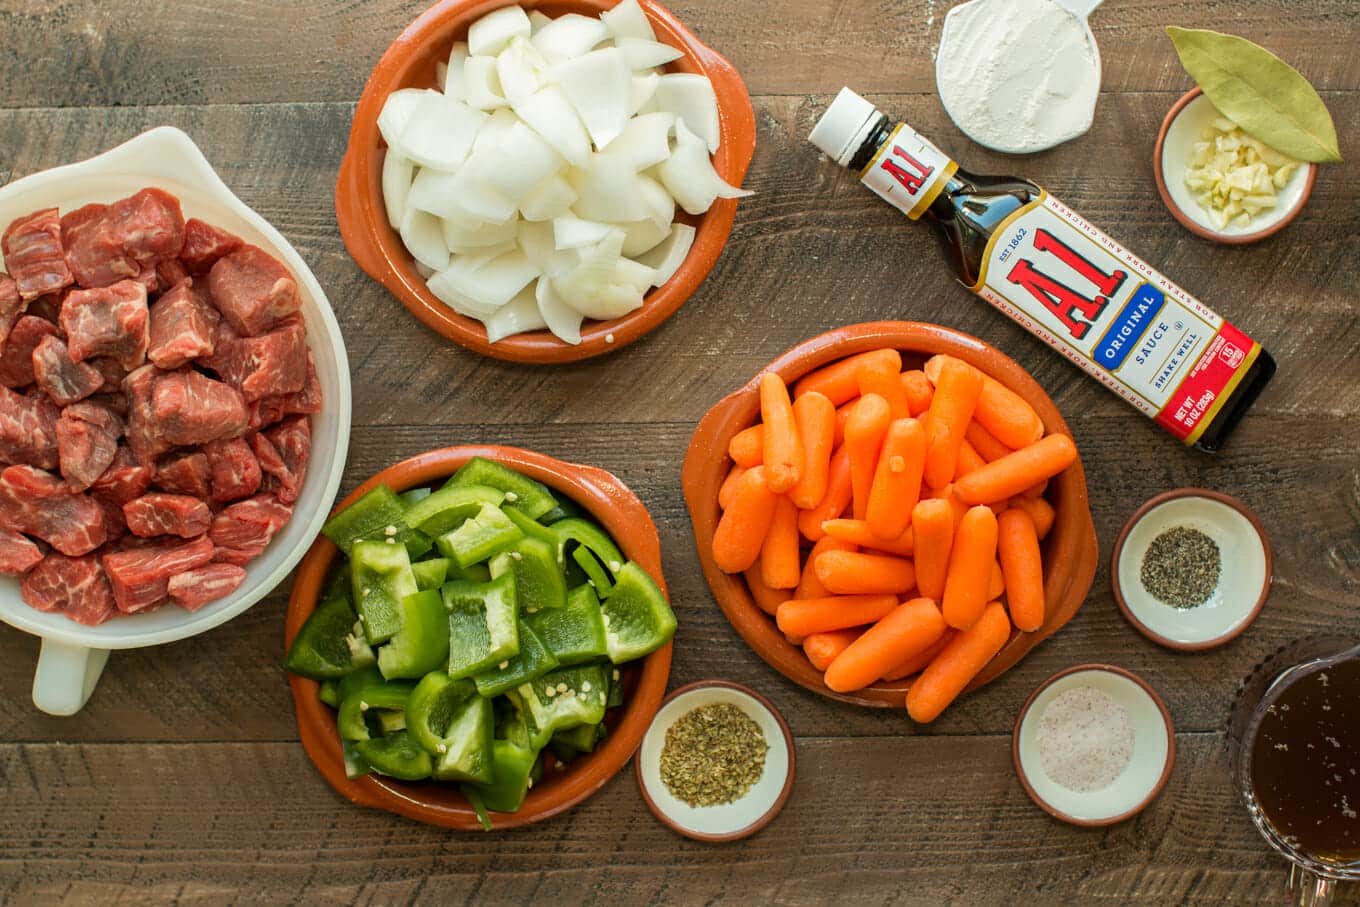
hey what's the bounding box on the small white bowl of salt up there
[1013,665,1175,826]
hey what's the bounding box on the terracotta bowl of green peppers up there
[284,445,674,830]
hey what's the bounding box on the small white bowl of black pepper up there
[1111,489,1273,652]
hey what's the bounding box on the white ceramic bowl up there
[1013,665,1175,826]
[0,127,352,716]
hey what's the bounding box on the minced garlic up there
[1184,115,1300,230]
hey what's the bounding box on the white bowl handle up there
[32,640,110,716]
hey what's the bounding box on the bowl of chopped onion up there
[336,0,756,363]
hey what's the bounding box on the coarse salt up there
[1035,686,1135,793]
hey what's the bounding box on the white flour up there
[936,0,1100,153]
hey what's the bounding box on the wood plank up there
[0,0,1357,107]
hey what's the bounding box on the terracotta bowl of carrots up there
[681,322,1098,715]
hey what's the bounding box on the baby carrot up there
[796,536,856,599]
[729,425,764,468]
[844,393,892,520]
[925,355,1043,450]
[712,465,780,574]
[858,354,911,420]
[824,597,946,693]
[906,601,1011,723]
[833,403,854,449]
[804,629,861,672]
[718,464,748,510]
[760,496,802,589]
[797,446,852,541]
[955,434,1077,505]
[924,482,969,527]
[866,418,926,540]
[1006,496,1055,540]
[744,563,789,616]
[760,373,804,494]
[821,519,914,557]
[794,349,902,405]
[942,505,998,630]
[882,629,956,682]
[998,509,1044,632]
[911,498,954,601]
[776,594,899,637]
[923,356,984,490]
[1020,479,1048,499]
[955,438,987,480]
[900,369,934,416]
[815,550,916,595]
[790,391,836,510]
[964,420,1012,462]
[988,559,1005,602]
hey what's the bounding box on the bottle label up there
[859,124,957,221]
[970,192,1262,444]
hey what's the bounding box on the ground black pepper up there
[660,703,768,807]
[1140,525,1220,608]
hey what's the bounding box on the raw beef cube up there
[132,265,161,297]
[0,316,59,388]
[207,245,299,336]
[256,416,310,505]
[195,318,240,375]
[95,493,128,541]
[0,464,107,556]
[247,396,287,431]
[281,350,323,415]
[122,364,171,463]
[61,189,185,288]
[0,275,28,346]
[210,494,292,565]
[181,218,242,274]
[206,320,307,402]
[155,451,211,498]
[2,208,73,300]
[147,279,219,369]
[56,401,123,491]
[91,357,129,393]
[124,493,212,539]
[25,293,61,326]
[21,553,117,625]
[60,279,150,368]
[102,533,213,613]
[155,257,191,293]
[0,527,42,575]
[151,369,248,445]
[205,437,260,504]
[168,562,247,611]
[33,335,103,406]
[90,444,155,504]
[0,384,60,469]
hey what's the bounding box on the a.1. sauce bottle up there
[809,88,1275,452]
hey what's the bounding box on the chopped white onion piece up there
[495,37,543,105]
[654,73,720,153]
[659,120,750,215]
[552,215,613,250]
[381,151,414,230]
[435,248,540,312]
[527,9,552,33]
[553,48,632,150]
[636,222,694,286]
[616,37,683,70]
[637,174,675,227]
[514,86,592,168]
[620,216,670,257]
[604,111,673,169]
[516,219,556,269]
[602,0,656,42]
[467,5,531,56]
[536,276,584,344]
[442,215,518,252]
[485,121,561,200]
[416,262,436,279]
[400,208,451,273]
[409,156,517,224]
[518,174,578,221]
[464,56,507,110]
[571,153,647,222]
[445,43,470,100]
[552,232,647,320]
[472,108,520,155]
[484,286,548,342]
[398,92,487,170]
[531,13,609,61]
[378,88,433,154]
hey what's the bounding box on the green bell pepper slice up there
[510,663,610,744]
[601,562,677,663]
[553,518,625,576]
[490,536,566,613]
[350,540,420,644]
[336,664,383,704]
[434,696,495,783]
[412,557,451,591]
[526,583,608,665]
[284,594,376,680]
[355,729,432,781]
[537,490,582,526]
[318,680,340,707]
[549,721,604,762]
[323,485,406,554]
[337,681,415,741]
[377,589,451,680]
[398,487,432,507]
[405,483,505,536]
[444,457,557,521]
[407,672,477,752]
[342,740,371,779]
[435,503,523,569]
[572,546,615,598]
[502,507,565,561]
[465,738,537,812]
[443,574,520,680]
[473,619,559,697]
[377,710,408,734]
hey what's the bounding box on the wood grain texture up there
[0,0,1358,901]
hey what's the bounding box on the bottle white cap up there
[808,87,881,166]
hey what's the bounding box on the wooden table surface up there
[2,0,1358,903]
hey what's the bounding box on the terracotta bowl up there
[285,445,674,830]
[335,0,756,364]
[681,322,1099,708]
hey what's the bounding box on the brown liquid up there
[1250,657,1360,864]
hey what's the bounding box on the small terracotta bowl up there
[635,680,795,842]
[285,445,673,830]
[1154,87,1316,244]
[335,0,756,364]
[1111,488,1272,652]
[1013,664,1176,827]
[681,321,1099,708]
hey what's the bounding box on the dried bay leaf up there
[1167,26,1342,164]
